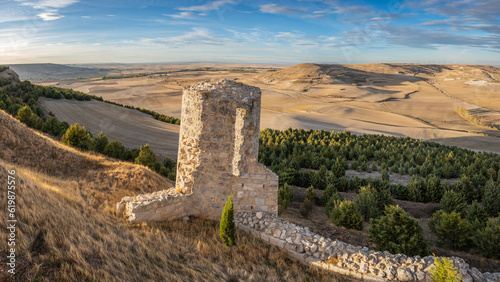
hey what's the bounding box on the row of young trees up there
[260,128,500,208]
[0,80,177,181]
[259,128,500,181]
[103,100,180,125]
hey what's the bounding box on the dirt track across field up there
[38,97,179,159]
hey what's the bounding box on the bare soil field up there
[34,63,500,155]
[38,97,179,160]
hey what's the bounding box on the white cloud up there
[164,12,194,19]
[137,28,234,47]
[260,4,306,15]
[81,16,90,18]
[37,12,64,21]
[37,0,78,9]
[179,0,236,12]
[21,0,78,9]
[302,14,326,19]
[20,0,78,21]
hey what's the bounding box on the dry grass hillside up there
[0,110,174,209]
[0,111,344,281]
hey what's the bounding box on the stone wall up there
[235,211,500,282]
[117,79,278,222]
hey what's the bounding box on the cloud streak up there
[260,4,306,14]
[18,0,78,21]
[179,0,236,12]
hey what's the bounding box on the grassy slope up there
[0,111,343,281]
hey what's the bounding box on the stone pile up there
[235,211,500,282]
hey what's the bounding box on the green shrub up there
[439,190,467,215]
[163,157,176,170]
[428,210,445,234]
[134,144,157,170]
[321,184,337,205]
[408,175,424,202]
[278,183,293,215]
[375,187,394,211]
[331,158,345,177]
[430,256,461,282]
[61,123,93,151]
[16,105,34,125]
[92,131,109,153]
[41,117,62,136]
[466,201,488,230]
[381,168,390,183]
[453,175,475,203]
[325,192,344,216]
[369,205,430,256]
[329,200,363,230]
[219,194,235,247]
[305,185,319,204]
[104,140,125,159]
[299,198,314,218]
[425,174,442,203]
[473,219,500,259]
[432,211,471,250]
[355,185,380,221]
[15,105,42,129]
[483,178,500,217]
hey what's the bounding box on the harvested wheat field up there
[36,63,500,156]
[0,110,345,281]
[37,97,180,160]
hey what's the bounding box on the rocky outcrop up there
[0,68,21,84]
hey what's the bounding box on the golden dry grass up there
[0,111,346,281]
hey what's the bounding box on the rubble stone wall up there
[235,211,500,282]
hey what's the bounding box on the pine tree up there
[93,131,109,153]
[466,201,488,230]
[103,140,125,159]
[278,183,293,214]
[331,158,346,177]
[305,185,318,204]
[440,190,467,215]
[134,144,158,170]
[355,185,380,221]
[220,194,236,247]
[330,200,363,230]
[369,205,430,256]
[61,123,93,151]
[425,174,442,203]
[483,178,500,217]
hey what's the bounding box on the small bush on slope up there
[61,123,93,151]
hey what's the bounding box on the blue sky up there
[1,0,499,65]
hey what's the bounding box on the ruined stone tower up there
[117,79,278,222]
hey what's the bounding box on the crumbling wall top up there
[184,79,261,103]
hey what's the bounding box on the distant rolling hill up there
[7,63,113,80]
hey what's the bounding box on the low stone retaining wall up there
[116,188,190,222]
[235,211,500,281]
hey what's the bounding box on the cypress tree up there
[220,194,236,247]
